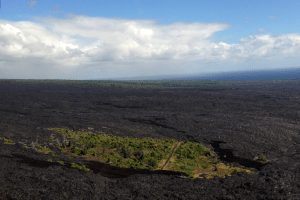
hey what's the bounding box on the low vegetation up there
[31,143,53,155]
[254,154,269,164]
[0,129,253,178]
[70,162,90,172]
[48,128,253,178]
[56,160,65,166]
[162,141,251,178]
[49,128,177,170]
[0,137,15,145]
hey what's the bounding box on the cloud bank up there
[1,16,300,79]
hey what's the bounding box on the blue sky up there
[2,0,300,41]
[0,0,300,79]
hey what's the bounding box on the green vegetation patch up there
[0,137,15,145]
[254,154,269,164]
[31,143,53,155]
[48,128,253,178]
[49,128,176,170]
[56,160,65,166]
[70,162,90,172]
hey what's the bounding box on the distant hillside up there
[124,68,300,81]
[186,68,300,81]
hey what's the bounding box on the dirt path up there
[161,142,183,170]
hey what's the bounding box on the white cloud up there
[237,34,300,57]
[0,16,300,79]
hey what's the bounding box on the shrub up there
[254,154,269,164]
[2,137,15,145]
[32,143,52,154]
[70,163,90,172]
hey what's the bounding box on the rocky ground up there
[0,80,299,200]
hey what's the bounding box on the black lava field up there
[0,80,299,200]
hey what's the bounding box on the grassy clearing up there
[48,128,253,178]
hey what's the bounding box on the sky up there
[0,0,300,79]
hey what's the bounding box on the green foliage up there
[56,160,65,165]
[49,128,176,170]
[175,141,211,159]
[70,162,90,172]
[0,137,15,145]
[48,128,253,178]
[32,143,53,154]
[168,142,213,176]
[254,154,269,164]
